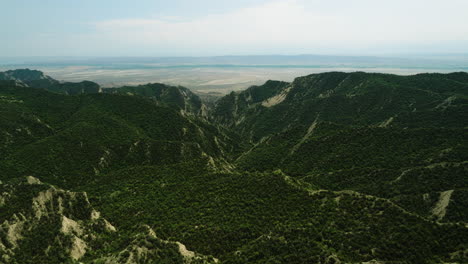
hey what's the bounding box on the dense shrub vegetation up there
[0,70,467,263]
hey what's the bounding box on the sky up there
[2,0,468,57]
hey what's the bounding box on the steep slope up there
[210,80,288,127]
[0,176,217,263]
[0,69,56,82]
[82,165,468,263]
[104,83,207,116]
[0,69,101,95]
[212,72,468,223]
[0,81,238,188]
[211,72,468,141]
[1,69,209,116]
[1,70,467,263]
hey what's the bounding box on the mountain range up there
[0,69,467,263]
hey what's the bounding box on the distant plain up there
[2,55,467,94]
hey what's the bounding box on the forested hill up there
[0,69,101,95]
[104,83,207,116]
[0,70,467,263]
[210,71,468,141]
[0,80,239,188]
[0,69,206,116]
[212,71,468,224]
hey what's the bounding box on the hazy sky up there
[2,0,468,57]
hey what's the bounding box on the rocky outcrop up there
[0,176,216,263]
[0,176,116,262]
[97,225,217,264]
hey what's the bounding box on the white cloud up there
[25,0,468,56]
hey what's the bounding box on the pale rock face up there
[26,176,41,185]
[290,115,320,155]
[97,225,218,264]
[432,190,454,221]
[1,177,215,263]
[6,221,24,247]
[61,216,83,236]
[0,176,112,262]
[32,188,56,219]
[435,96,457,109]
[70,236,87,260]
[261,85,292,107]
[378,116,394,128]
[176,242,196,258]
[91,209,101,220]
[103,219,117,232]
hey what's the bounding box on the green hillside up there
[0,80,238,188]
[0,176,218,263]
[81,165,467,263]
[212,72,468,224]
[0,69,101,95]
[104,83,206,116]
[0,70,467,263]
